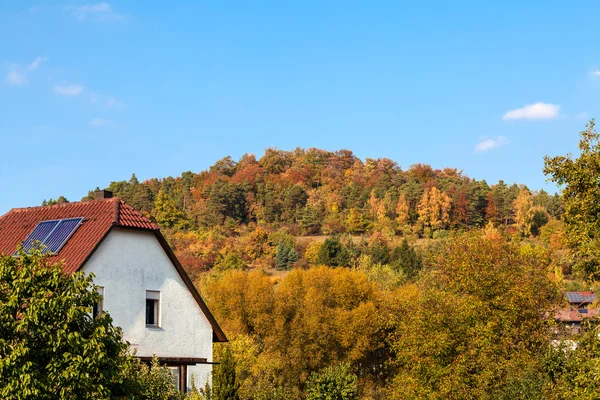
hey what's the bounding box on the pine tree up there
[213,347,239,400]
[275,241,299,271]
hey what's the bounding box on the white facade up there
[82,227,213,390]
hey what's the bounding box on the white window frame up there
[146,290,160,328]
[93,286,104,318]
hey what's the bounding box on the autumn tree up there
[485,191,499,225]
[417,187,451,230]
[394,194,409,226]
[513,187,533,235]
[153,190,189,229]
[389,233,560,399]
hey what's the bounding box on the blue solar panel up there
[43,218,83,253]
[20,220,60,253]
[565,292,596,304]
[17,217,83,255]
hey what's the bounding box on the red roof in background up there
[555,308,600,322]
[0,198,159,274]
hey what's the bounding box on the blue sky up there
[1,1,599,213]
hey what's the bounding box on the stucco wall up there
[82,227,213,390]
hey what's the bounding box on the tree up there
[485,191,499,225]
[417,187,451,230]
[0,250,140,399]
[317,237,345,267]
[138,356,185,400]
[544,120,600,279]
[275,241,299,271]
[513,188,533,235]
[305,363,358,400]
[394,194,409,226]
[390,239,422,279]
[153,190,189,229]
[389,233,559,399]
[213,347,240,400]
[345,208,371,234]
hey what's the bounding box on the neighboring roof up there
[0,198,158,273]
[565,292,597,304]
[0,198,227,342]
[555,308,600,323]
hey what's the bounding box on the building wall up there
[82,227,213,390]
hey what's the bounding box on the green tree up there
[390,239,422,279]
[213,347,240,400]
[317,237,345,267]
[0,250,140,399]
[544,119,600,279]
[275,241,299,271]
[305,363,358,400]
[138,356,184,400]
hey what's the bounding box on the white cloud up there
[68,3,127,22]
[54,84,85,96]
[27,56,46,71]
[592,71,600,77]
[6,70,26,85]
[502,102,560,120]
[474,136,509,153]
[575,112,589,120]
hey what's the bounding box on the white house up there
[0,190,227,392]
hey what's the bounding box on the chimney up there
[94,189,113,200]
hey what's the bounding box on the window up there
[168,367,180,391]
[92,286,104,318]
[146,290,160,327]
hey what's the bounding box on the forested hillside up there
[45,147,564,274]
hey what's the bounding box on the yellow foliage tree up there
[395,193,410,226]
[513,188,533,235]
[417,187,451,230]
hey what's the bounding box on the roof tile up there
[0,198,158,274]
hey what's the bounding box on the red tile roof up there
[0,198,159,274]
[555,308,600,322]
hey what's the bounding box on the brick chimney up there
[94,189,113,200]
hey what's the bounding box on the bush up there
[305,363,358,400]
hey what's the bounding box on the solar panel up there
[20,220,60,253]
[578,309,589,314]
[17,217,83,255]
[43,218,83,253]
[565,292,597,304]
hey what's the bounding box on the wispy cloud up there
[67,3,127,22]
[592,71,600,77]
[6,56,47,86]
[27,56,46,71]
[474,136,509,153]
[574,112,589,120]
[7,70,26,85]
[54,84,85,96]
[502,102,560,120]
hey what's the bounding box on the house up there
[555,292,598,334]
[0,190,227,392]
